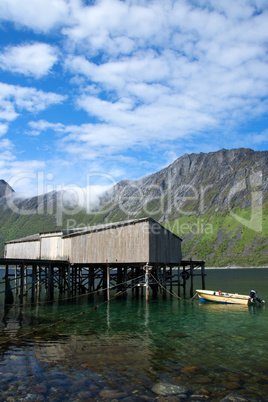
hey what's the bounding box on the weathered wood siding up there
[40,233,64,260]
[5,240,40,259]
[148,220,182,263]
[64,220,151,264]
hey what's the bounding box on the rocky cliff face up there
[99,148,267,222]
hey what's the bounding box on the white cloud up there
[62,1,268,147]
[57,183,113,212]
[0,82,66,121]
[0,99,18,121]
[0,43,59,78]
[252,130,268,144]
[0,123,8,136]
[0,0,71,32]
[28,120,65,135]
[0,138,13,152]
[66,51,170,90]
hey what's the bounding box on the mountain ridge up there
[99,147,267,220]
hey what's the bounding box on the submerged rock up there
[77,390,93,399]
[181,366,199,374]
[219,394,251,402]
[152,382,189,396]
[99,389,128,399]
[167,332,190,338]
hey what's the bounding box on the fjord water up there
[0,268,267,401]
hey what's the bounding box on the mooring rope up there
[149,272,183,300]
[190,292,198,301]
[0,274,145,308]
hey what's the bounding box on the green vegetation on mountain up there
[163,205,268,267]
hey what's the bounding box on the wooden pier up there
[1,218,206,304]
[0,258,205,304]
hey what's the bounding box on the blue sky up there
[0,0,267,201]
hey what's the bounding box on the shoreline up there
[194,266,268,270]
[0,266,268,272]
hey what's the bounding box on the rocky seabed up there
[1,365,267,402]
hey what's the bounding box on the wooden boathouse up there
[1,217,205,303]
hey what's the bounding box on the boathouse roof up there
[62,217,182,240]
[5,217,182,243]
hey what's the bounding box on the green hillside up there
[163,207,268,267]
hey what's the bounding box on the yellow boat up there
[196,289,263,305]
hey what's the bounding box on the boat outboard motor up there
[249,290,263,304]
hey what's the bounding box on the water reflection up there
[1,305,25,339]
[248,303,266,316]
[198,301,249,312]
[198,299,266,317]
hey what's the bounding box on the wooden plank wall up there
[5,240,40,259]
[4,219,182,265]
[149,220,182,263]
[64,220,151,264]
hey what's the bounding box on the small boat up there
[196,289,264,305]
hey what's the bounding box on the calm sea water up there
[0,268,267,401]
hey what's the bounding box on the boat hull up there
[196,289,250,305]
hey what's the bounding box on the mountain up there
[0,148,267,266]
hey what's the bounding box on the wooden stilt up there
[67,263,71,297]
[145,263,149,301]
[163,265,167,299]
[38,265,42,298]
[31,264,37,303]
[73,266,77,295]
[190,260,194,298]
[87,267,93,301]
[123,266,128,296]
[178,264,181,298]
[15,265,18,294]
[24,265,28,296]
[201,263,206,289]
[20,264,24,304]
[102,266,107,300]
[107,265,110,301]
[4,264,13,304]
[45,266,48,294]
[183,267,186,298]
[58,267,62,295]
[48,263,54,301]
[117,266,122,290]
